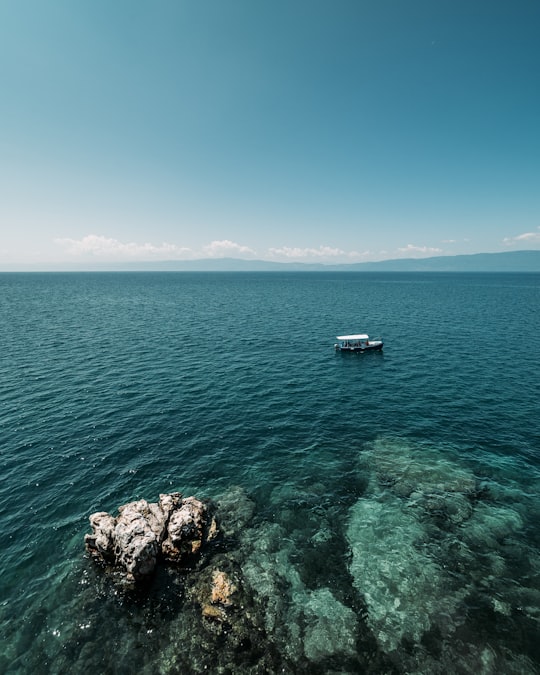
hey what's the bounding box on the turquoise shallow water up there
[0,272,539,673]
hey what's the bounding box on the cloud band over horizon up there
[51,231,539,264]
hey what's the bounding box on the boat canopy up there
[336,334,369,341]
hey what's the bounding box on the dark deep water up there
[1,272,539,673]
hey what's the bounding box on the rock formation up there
[194,566,239,623]
[85,492,217,582]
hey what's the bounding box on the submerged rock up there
[85,492,217,582]
[215,485,256,538]
[346,435,537,673]
[362,436,478,500]
[347,496,468,653]
[302,587,358,661]
[191,563,240,624]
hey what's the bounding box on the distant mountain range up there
[92,250,539,272]
[342,250,540,272]
[3,250,539,273]
[159,250,540,272]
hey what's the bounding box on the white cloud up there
[267,245,380,263]
[55,235,258,260]
[268,245,346,259]
[503,227,540,245]
[396,244,443,257]
[202,239,256,257]
[55,235,192,259]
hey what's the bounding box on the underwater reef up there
[80,437,539,674]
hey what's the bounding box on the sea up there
[0,271,539,674]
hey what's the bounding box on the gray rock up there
[85,492,217,582]
[85,512,116,561]
[112,500,161,580]
[162,496,209,561]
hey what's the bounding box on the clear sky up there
[1,0,539,268]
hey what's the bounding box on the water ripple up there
[0,272,538,673]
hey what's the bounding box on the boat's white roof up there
[336,334,369,340]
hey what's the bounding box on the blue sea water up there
[0,271,539,674]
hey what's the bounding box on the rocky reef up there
[79,441,539,674]
[85,492,218,583]
[346,437,538,672]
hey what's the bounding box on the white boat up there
[334,334,383,352]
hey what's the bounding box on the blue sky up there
[1,0,539,268]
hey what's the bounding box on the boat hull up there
[335,342,383,353]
